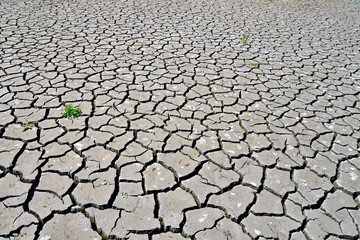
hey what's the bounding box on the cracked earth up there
[0,0,360,239]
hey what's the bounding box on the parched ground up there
[0,0,359,239]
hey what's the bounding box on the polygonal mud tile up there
[86,207,119,234]
[73,136,96,151]
[83,146,116,169]
[253,149,280,166]
[75,160,100,179]
[88,115,113,129]
[289,232,307,240]
[195,218,251,240]
[130,118,155,131]
[58,116,87,131]
[136,131,165,151]
[37,172,73,196]
[0,174,31,206]
[0,139,24,168]
[111,141,147,164]
[284,146,304,165]
[42,151,83,173]
[322,190,358,236]
[159,188,196,227]
[246,133,271,152]
[219,128,246,143]
[164,133,192,151]
[199,162,239,190]
[42,142,71,158]
[304,209,343,239]
[38,213,99,240]
[208,185,256,218]
[289,169,332,206]
[264,168,295,196]
[0,110,15,126]
[112,195,159,237]
[9,224,37,240]
[306,154,337,178]
[164,116,192,132]
[242,214,300,239]
[195,134,220,153]
[13,149,42,180]
[183,207,224,236]
[4,124,37,141]
[29,192,72,219]
[120,162,143,181]
[153,232,189,239]
[221,141,250,159]
[284,200,304,222]
[335,160,360,193]
[0,204,37,235]
[251,189,283,214]
[182,175,220,204]
[158,152,200,178]
[181,146,206,160]
[143,163,176,192]
[39,127,65,145]
[206,150,233,168]
[87,129,113,145]
[119,182,144,196]
[234,160,263,188]
[72,169,115,205]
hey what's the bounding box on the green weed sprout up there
[240,34,249,44]
[22,121,33,131]
[248,61,260,69]
[61,104,82,119]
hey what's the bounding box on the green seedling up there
[22,121,33,131]
[134,4,141,11]
[240,34,249,44]
[100,231,109,240]
[121,192,128,198]
[61,104,82,119]
[248,61,260,69]
[89,215,96,224]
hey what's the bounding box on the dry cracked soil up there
[0,0,360,239]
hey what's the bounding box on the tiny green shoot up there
[61,104,82,119]
[240,34,249,44]
[134,4,141,11]
[22,121,33,131]
[248,61,260,69]
[89,215,95,223]
[121,192,128,198]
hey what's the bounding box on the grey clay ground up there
[0,0,360,239]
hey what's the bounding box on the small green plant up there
[100,231,109,240]
[121,192,128,198]
[134,4,141,11]
[240,34,249,44]
[248,61,260,69]
[89,215,96,224]
[22,121,33,131]
[61,104,82,119]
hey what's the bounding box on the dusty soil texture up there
[1,0,360,239]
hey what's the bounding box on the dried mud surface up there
[0,0,360,239]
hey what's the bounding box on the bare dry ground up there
[0,0,359,239]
